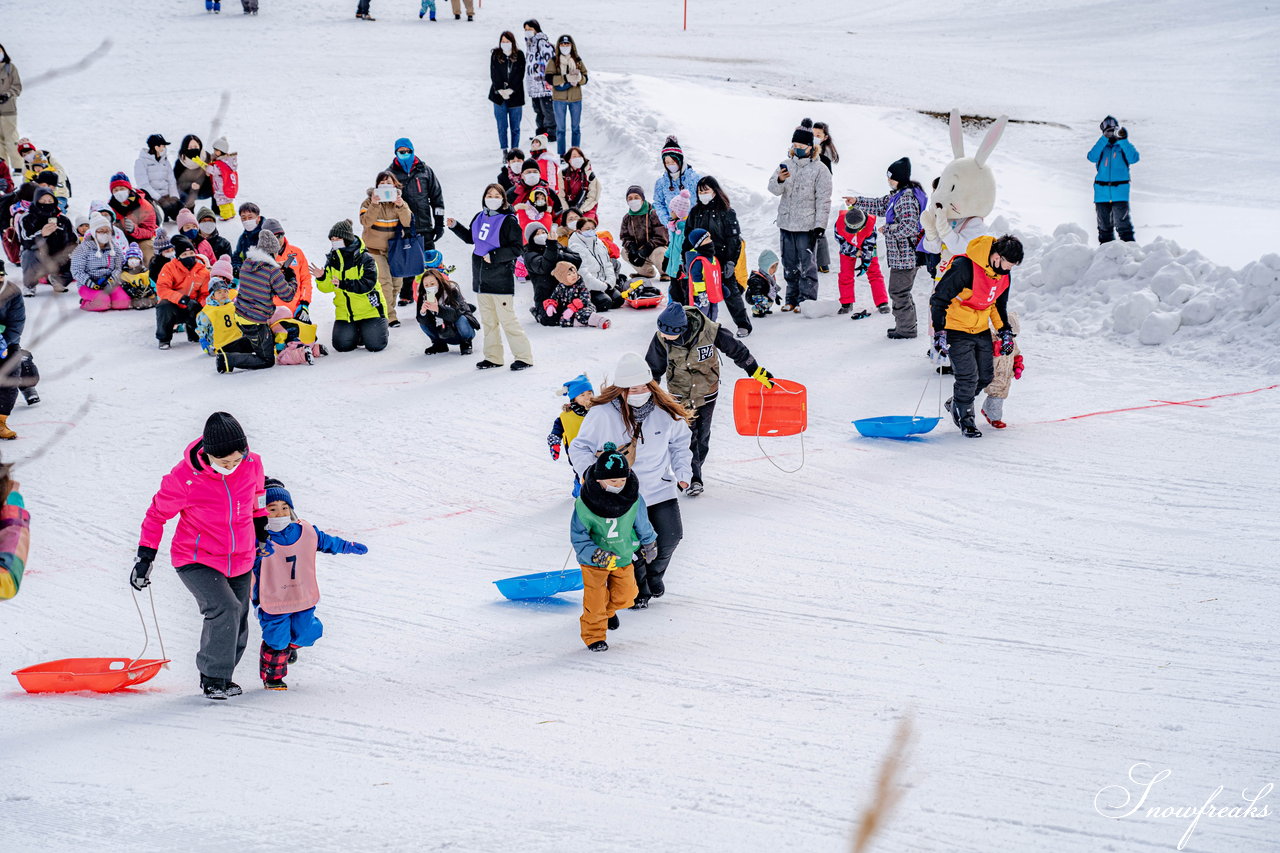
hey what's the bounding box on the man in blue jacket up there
[1087,116,1140,244]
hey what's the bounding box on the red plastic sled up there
[733,378,807,437]
[12,657,169,694]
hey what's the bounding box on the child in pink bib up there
[256,480,368,690]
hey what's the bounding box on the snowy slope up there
[2,2,1278,852]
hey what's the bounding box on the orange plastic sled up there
[733,378,807,437]
[12,657,170,694]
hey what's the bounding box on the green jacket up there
[315,241,385,322]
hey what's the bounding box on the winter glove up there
[547,434,561,460]
[543,299,558,317]
[0,95,8,105]
[752,366,774,389]
[920,206,939,243]
[179,296,196,312]
[1013,354,1025,379]
[122,218,135,233]
[432,226,445,244]
[131,546,157,591]
[999,329,1015,356]
[567,298,585,313]
[590,548,615,568]
[933,332,950,355]
[640,541,658,564]
[810,227,825,240]
[257,539,275,558]
[343,541,368,555]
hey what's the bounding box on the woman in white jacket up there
[133,133,181,222]
[566,213,619,311]
[571,351,693,608]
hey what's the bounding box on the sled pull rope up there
[755,381,805,474]
[910,370,943,420]
[131,585,169,668]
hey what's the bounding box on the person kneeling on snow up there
[571,443,657,652]
[215,229,296,373]
[310,219,388,354]
[256,482,367,690]
[646,302,772,497]
[543,260,609,328]
[929,234,1023,438]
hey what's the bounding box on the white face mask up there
[112,188,130,202]
[560,45,571,56]
[627,199,643,212]
[569,157,584,169]
[522,172,539,186]
[211,460,241,477]
[666,163,679,174]
[266,516,292,533]
[156,146,167,158]
[484,196,504,211]
[94,231,111,245]
[698,192,714,205]
[533,233,547,246]
[602,483,625,494]
[507,161,522,173]
[524,29,534,38]
[22,152,35,164]
[580,229,596,239]
[331,238,345,250]
[242,217,259,231]
[501,42,513,55]
[198,221,216,234]
[627,391,651,407]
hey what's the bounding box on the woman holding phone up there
[359,171,412,327]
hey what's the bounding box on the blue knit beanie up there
[657,302,688,335]
[265,485,293,509]
[562,373,593,400]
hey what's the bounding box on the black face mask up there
[185,148,201,158]
[180,256,197,269]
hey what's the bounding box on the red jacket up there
[139,439,267,578]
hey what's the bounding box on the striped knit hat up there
[109,172,132,192]
[661,135,684,170]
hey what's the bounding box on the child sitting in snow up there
[197,267,238,356]
[571,443,657,652]
[256,481,368,690]
[746,249,782,318]
[833,207,888,319]
[981,312,1024,430]
[544,261,610,328]
[548,373,594,497]
[120,244,158,309]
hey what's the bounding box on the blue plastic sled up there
[494,569,585,600]
[853,415,941,439]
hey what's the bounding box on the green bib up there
[574,498,641,564]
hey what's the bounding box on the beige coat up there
[359,196,413,253]
[984,312,1022,399]
[545,56,588,102]
[0,61,20,116]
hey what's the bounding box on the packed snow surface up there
[2,1,1277,852]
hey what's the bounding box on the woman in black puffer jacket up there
[681,176,751,336]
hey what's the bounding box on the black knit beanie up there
[203,412,247,458]
[591,442,631,481]
[328,219,356,243]
[887,157,912,185]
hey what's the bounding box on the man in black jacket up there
[388,137,445,302]
[646,302,772,496]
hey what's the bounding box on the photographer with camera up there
[1087,115,1140,244]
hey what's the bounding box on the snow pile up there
[1012,223,1280,372]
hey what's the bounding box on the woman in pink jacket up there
[130,412,268,700]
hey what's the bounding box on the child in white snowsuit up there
[256,482,367,690]
[548,373,593,497]
[981,312,1024,429]
[570,444,657,651]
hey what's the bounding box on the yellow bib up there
[203,302,243,351]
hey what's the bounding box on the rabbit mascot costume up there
[921,109,1008,269]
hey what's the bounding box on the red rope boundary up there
[1032,384,1279,424]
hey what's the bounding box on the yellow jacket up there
[933,236,1010,335]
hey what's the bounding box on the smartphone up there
[377,186,396,203]
[778,163,788,172]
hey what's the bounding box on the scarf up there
[579,472,640,519]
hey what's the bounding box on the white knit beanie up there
[612,352,653,389]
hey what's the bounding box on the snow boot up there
[510,360,532,371]
[736,327,751,337]
[948,399,982,437]
[467,14,473,20]
[23,386,40,406]
[630,596,650,610]
[886,329,916,339]
[685,481,704,497]
[982,410,1007,430]
[648,575,665,598]
[837,304,852,315]
[224,682,243,697]
[587,641,608,652]
[608,614,620,630]
[849,309,871,320]
[287,646,299,664]
[158,341,171,350]
[264,679,288,690]
[476,360,502,370]
[460,341,473,355]
[201,675,229,700]
[0,416,16,440]
[877,303,890,314]
[424,341,450,355]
